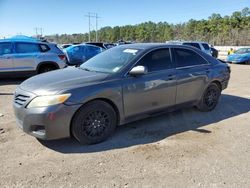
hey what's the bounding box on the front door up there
[123,48,177,117]
[0,42,14,73]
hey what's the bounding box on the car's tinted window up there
[0,42,12,55]
[183,43,201,50]
[15,42,41,53]
[202,43,210,50]
[138,48,172,72]
[174,48,208,67]
[40,44,50,52]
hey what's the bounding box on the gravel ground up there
[0,64,250,188]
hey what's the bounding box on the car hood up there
[19,67,109,95]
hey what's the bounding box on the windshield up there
[234,48,250,54]
[80,47,141,74]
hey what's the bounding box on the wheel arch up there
[69,98,121,137]
[37,61,59,73]
[211,80,222,91]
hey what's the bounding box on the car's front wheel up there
[71,100,117,145]
[197,83,221,112]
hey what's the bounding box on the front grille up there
[14,94,30,107]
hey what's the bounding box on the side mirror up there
[129,66,147,76]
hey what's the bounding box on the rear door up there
[12,42,41,72]
[172,47,211,104]
[122,48,177,117]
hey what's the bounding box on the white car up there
[166,41,212,55]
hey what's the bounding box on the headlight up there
[27,94,71,108]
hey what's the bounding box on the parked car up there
[13,43,230,144]
[60,44,72,49]
[86,42,115,50]
[226,48,250,64]
[64,44,103,66]
[0,38,66,77]
[210,47,218,58]
[166,41,212,55]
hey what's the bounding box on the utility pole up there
[85,12,100,42]
[34,27,43,37]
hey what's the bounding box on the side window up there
[174,48,208,68]
[0,43,12,55]
[202,43,210,50]
[138,48,172,72]
[15,43,41,53]
[40,44,50,52]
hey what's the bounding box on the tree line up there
[45,7,250,46]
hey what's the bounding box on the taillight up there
[58,55,66,61]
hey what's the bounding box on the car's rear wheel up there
[38,65,57,74]
[71,100,117,145]
[245,60,250,65]
[197,83,221,112]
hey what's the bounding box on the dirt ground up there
[0,64,250,188]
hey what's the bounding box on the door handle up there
[168,74,175,80]
[206,69,210,74]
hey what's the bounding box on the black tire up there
[71,100,117,145]
[38,65,56,74]
[245,60,250,65]
[197,83,221,112]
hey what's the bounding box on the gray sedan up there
[13,43,230,144]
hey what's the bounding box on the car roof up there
[67,43,103,49]
[0,38,51,45]
[115,43,200,51]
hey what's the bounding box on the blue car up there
[64,44,103,66]
[226,48,250,64]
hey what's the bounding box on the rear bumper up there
[13,102,81,140]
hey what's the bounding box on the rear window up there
[40,44,50,52]
[15,42,41,53]
[183,43,201,50]
[202,43,210,50]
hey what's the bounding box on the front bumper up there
[13,89,81,140]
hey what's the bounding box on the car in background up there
[182,42,212,55]
[0,37,66,77]
[210,47,218,58]
[64,44,103,66]
[226,48,250,64]
[166,41,212,56]
[13,43,230,144]
[60,44,72,49]
[86,42,115,50]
